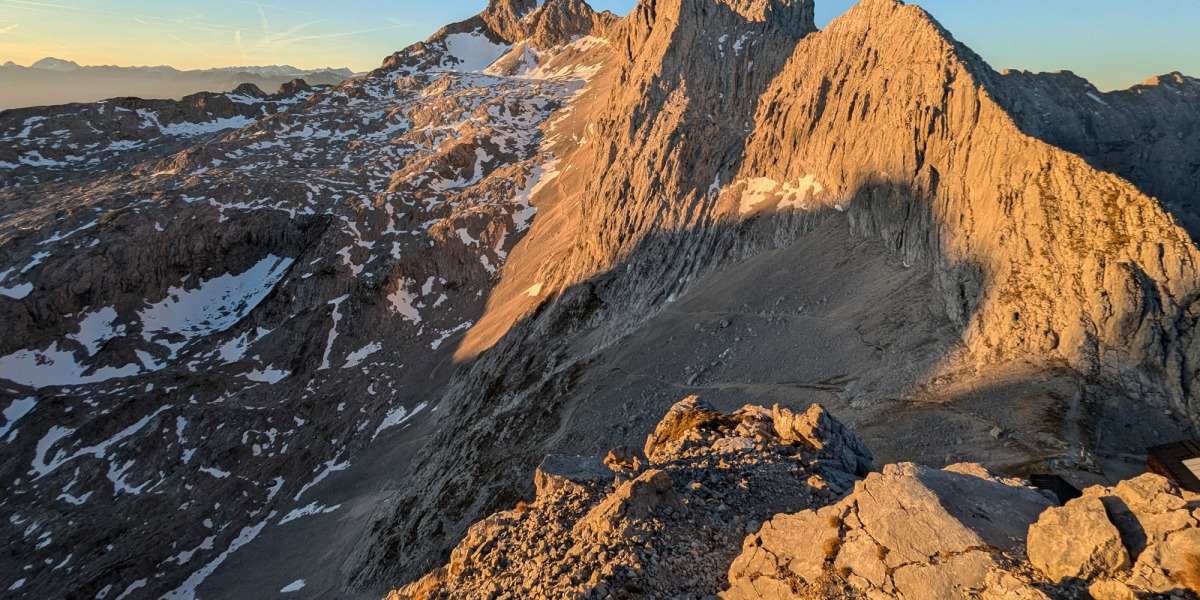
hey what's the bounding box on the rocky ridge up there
[393,397,1200,599]
[0,81,319,187]
[391,396,873,599]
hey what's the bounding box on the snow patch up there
[163,514,274,600]
[244,367,289,384]
[343,342,381,368]
[0,397,36,442]
[280,580,306,593]
[373,401,428,440]
[441,32,509,73]
[279,502,341,525]
[388,279,422,323]
[736,175,826,214]
[141,255,293,358]
[0,343,141,388]
[0,282,32,299]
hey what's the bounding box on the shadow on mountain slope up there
[339,175,1193,594]
[989,69,1200,239]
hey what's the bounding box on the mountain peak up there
[30,56,82,71]
[480,0,609,47]
[717,0,816,36]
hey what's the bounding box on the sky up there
[0,0,1197,89]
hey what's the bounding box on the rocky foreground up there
[391,397,1200,599]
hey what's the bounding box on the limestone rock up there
[1027,495,1131,582]
[577,469,682,538]
[644,396,738,463]
[395,399,843,598]
[1127,528,1200,593]
[890,551,995,600]
[534,455,615,501]
[1087,579,1138,600]
[979,572,1051,600]
[726,462,1052,598]
[603,446,645,473]
[773,403,874,476]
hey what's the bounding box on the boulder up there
[772,403,874,476]
[979,571,1051,600]
[728,505,842,587]
[1027,495,1131,582]
[891,551,995,600]
[1087,579,1138,600]
[603,446,645,473]
[644,396,736,463]
[576,469,682,538]
[1126,528,1200,593]
[855,463,1051,564]
[725,462,1052,598]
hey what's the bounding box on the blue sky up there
[0,0,1196,90]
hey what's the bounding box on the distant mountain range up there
[0,57,359,110]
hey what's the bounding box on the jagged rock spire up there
[719,0,815,37]
[480,0,613,47]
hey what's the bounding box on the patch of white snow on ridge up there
[279,502,341,525]
[388,278,422,323]
[140,255,293,357]
[0,397,36,442]
[343,342,381,368]
[318,295,349,370]
[280,580,306,593]
[511,158,560,232]
[430,321,473,350]
[163,514,274,600]
[71,307,122,356]
[160,116,257,136]
[0,282,32,299]
[441,32,509,73]
[244,367,289,384]
[373,401,428,440]
[31,405,169,478]
[736,175,826,214]
[0,343,141,388]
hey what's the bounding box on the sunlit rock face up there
[2,0,1199,597]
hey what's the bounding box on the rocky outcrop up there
[725,466,1200,599]
[480,0,617,48]
[388,396,873,599]
[1028,496,1131,581]
[725,462,1054,599]
[399,398,1200,599]
[1028,473,1200,593]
